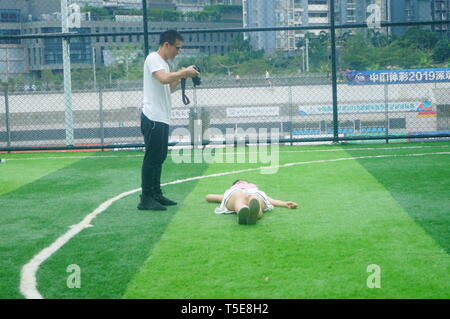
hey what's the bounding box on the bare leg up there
[226,191,267,214]
[225,190,253,225]
[225,191,268,224]
[225,190,249,212]
[226,190,266,212]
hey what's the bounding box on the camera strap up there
[181,78,190,105]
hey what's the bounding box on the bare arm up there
[268,197,298,209]
[170,79,180,93]
[153,65,199,85]
[205,194,224,203]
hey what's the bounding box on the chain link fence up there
[1,0,450,151]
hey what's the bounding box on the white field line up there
[4,144,449,162]
[19,151,450,299]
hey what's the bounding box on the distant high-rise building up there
[335,0,389,26]
[243,0,331,53]
[431,0,450,36]
[389,0,450,37]
[243,0,448,54]
[242,0,276,53]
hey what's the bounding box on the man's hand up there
[153,65,199,85]
[183,65,200,78]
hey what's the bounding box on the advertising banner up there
[346,68,450,85]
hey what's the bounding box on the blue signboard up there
[346,68,450,85]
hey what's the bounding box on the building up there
[174,0,210,12]
[242,0,391,53]
[337,0,450,38]
[175,0,242,12]
[75,0,174,10]
[75,0,242,10]
[243,0,449,54]
[431,0,450,37]
[242,0,276,53]
[0,0,242,81]
[243,0,333,53]
[0,0,56,81]
[335,0,389,25]
[390,0,450,37]
[243,0,332,53]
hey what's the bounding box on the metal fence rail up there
[1,0,450,151]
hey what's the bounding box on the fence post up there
[193,86,201,146]
[142,0,149,57]
[288,84,293,146]
[98,87,105,151]
[61,0,74,146]
[384,83,389,144]
[4,84,11,148]
[329,0,339,144]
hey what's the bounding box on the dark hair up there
[159,29,184,46]
[232,179,248,186]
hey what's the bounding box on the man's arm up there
[153,65,199,85]
[170,79,180,93]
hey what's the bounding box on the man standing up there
[265,70,272,87]
[138,30,199,211]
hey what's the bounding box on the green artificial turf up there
[1,142,449,299]
[0,152,91,195]
[37,157,209,298]
[123,143,450,298]
[346,142,450,254]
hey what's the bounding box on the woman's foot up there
[247,197,260,225]
[238,205,250,225]
[237,198,260,225]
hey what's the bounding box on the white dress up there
[214,186,274,214]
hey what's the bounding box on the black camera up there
[180,65,202,105]
[192,65,201,86]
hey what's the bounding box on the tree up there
[306,31,330,71]
[71,68,93,88]
[432,39,450,64]
[367,29,388,47]
[338,30,353,45]
[399,27,439,50]
[5,75,26,92]
[341,32,372,70]
[111,45,140,80]
[176,54,218,75]
[41,69,60,90]
[227,35,264,64]
[267,50,301,73]
[237,58,270,75]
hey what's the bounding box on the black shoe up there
[137,194,167,211]
[238,205,250,225]
[153,194,177,206]
[247,197,260,225]
[237,198,260,225]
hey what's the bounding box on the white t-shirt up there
[142,51,172,125]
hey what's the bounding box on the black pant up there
[140,112,169,196]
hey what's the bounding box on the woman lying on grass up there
[205,179,298,225]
